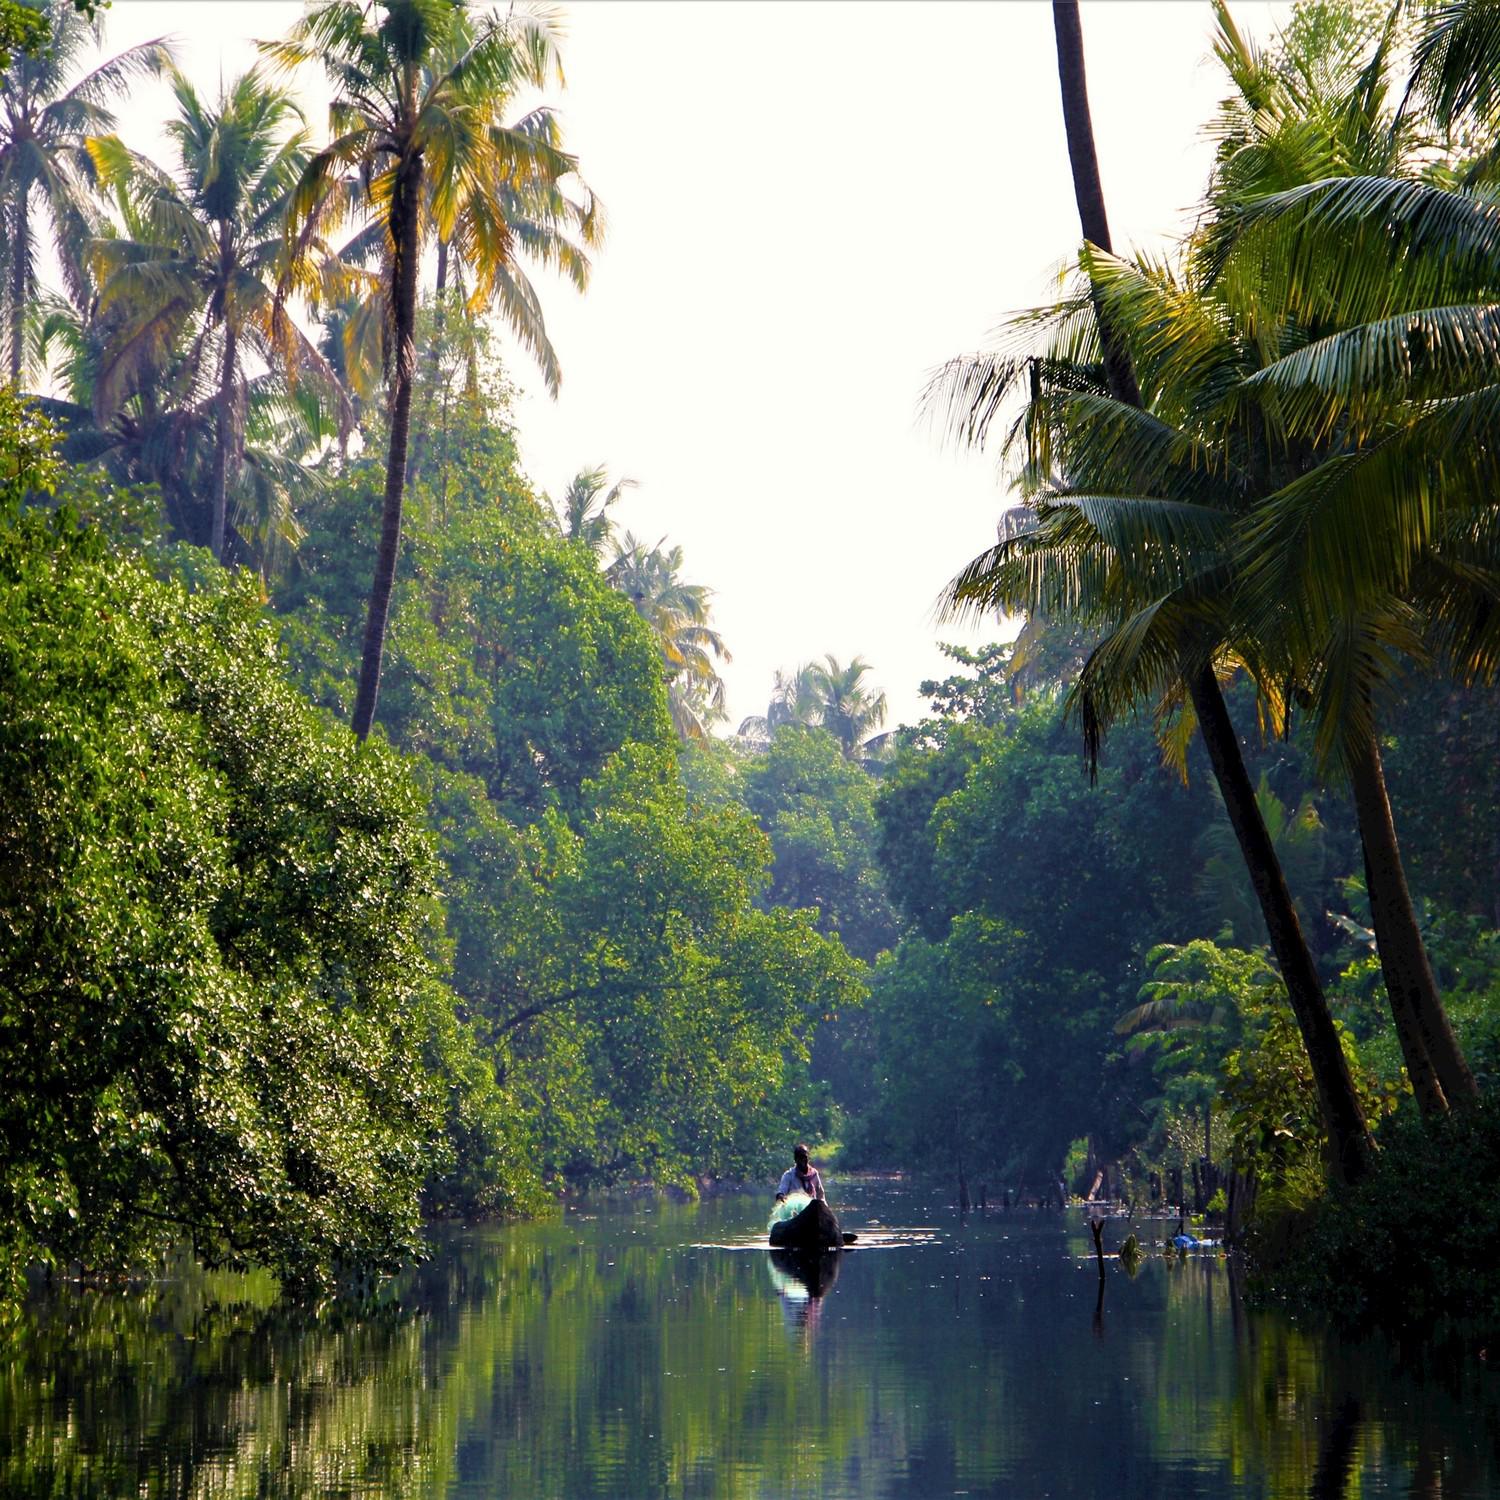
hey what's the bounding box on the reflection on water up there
[1,1179,1496,1499]
[767,1246,841,1301]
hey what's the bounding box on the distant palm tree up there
[557,464,633,560]
[88,70,338,562]
[31,285,323,572]
[736,664,821,744]
[609,532,730,740]
[805,655,888,760]
[267,0,588,741]
[0,0,171,381]
[737,657,889,762]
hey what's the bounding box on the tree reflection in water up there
[0,1199,1496,1499]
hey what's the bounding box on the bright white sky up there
[91,0,1292,731]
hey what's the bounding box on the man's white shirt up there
[777,1166,824,1201]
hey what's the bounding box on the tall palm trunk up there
[209,320,238,562]
[209,221,240,563]
[1052,0,1373,1181]
[1347,720,1478,1109]
[1187,669,1374,1181]
[409,235,451,489]
[1051,0,1139,410]
[352,146,425,742]
[9,189,28,384]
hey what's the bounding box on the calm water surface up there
[3,1178,1496,1498]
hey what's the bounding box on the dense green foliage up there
[858,684,1205,1175]
[739,726,897,965]
[0,1,45,67]
[0,402,460,1295]
[274,357,859,1198]
[1259,1100,1500,1330]
[833,629,1499,1224]
[277,381,671,816]
[4,0,1500,1346]
[0,345,860,1298]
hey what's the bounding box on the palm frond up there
[1406,0,1500,130]
[1246,301,1500,437]
[1210,175,1500,322]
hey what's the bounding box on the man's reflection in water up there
[767,1248,842,1338]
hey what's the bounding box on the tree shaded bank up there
[0,372,858,1298]
[913,0,1500,1323]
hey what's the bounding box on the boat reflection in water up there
[767,1246,842,1338]
[769,1246,842,1299]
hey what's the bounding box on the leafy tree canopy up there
[0,414,468,1295]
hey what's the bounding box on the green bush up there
[0,485,455,1298]
[1250,1099,1500,1335]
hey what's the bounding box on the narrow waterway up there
[2,1177,1494,1498]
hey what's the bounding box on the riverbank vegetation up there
[0,0,861,1304]
[915,0,1500,1328]
[4,0,1500,1337]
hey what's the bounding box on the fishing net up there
[768,1192,811,1231]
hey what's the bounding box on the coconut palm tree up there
[803,655,888,761]
[557,464,633,561]
[1073,0,1486,1125]
[609,532,730,740]
[940,0,1381,1179]
[30,285,324,572]
[1188,3,1496,1111]
[86,70,340,563]
[736,664,822,745]
[326,21,601,415]
[945,210,1498,1121]
[266,0,591,741]
[0,0,171,382]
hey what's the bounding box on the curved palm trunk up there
[1053,0,1373,1182]
[352,149,425,742]
[1188,669,1374,1182]
[209,320,238,563]
[9,189,29,385]
[1051,0,1140,410]
[1347,721,1477,1109]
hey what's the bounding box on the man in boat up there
[774,1143,825,1205]
[770,1144,845,1251]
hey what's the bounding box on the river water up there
[2,1176,1496,1498]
